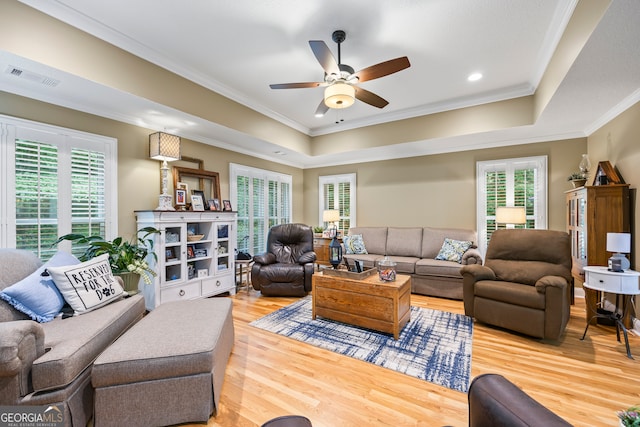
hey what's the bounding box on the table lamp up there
[322,209,340,237]
[607,232,631,271]
[149,132,181,210]
[495,206,526,228]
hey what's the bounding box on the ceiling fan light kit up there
[324,83,355,109]
[270,30,410,114]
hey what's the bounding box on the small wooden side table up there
[235,259,254,293]
[580,266,640,359]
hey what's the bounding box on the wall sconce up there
[607,232,631,271]
[495,206,526,228]
[324,83,355,109]
[149,132,181,210]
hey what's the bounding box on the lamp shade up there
[606,232,631,253]
[149,132,181,162]
[323,209,340,223]
[495,206,526,225]
[324,83,355,109]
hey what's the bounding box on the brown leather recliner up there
[460,229,572,340]
[468,374,572,426]
[251,223,316,297]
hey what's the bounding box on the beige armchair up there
[460,229,572,340]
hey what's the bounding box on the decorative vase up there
[115,272,141,293]
[579,153,591,174]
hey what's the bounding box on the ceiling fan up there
[269,30,411,117]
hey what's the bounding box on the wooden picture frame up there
[222,199,233,211]
[165,248,176,261]
[172,166,221,202]
[592,160,624,185]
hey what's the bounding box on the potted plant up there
[567,172,587,188]
[53,227,160,290]
[618,405,640,427]
[313,226,324,237]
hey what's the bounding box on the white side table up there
[580,266,640,359]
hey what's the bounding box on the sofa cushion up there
[422,227,477,259]
[386,228,422,257]
[349,227,387,255]
[380,256,419,274]
[343,234,368,254]
[0,251,79,323]
[32,294,145,392]
[435,238,473,263]
[415,258,465,278]
[473,280,546,310]
[48,254,124,314]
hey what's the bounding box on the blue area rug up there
[250,298,473,392]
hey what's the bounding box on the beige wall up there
[588,101,640,268]
[0,92,304,239]
[304,138,587,232]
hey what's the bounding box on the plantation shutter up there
[230,164,293,256]
[319,173,356,234]
[2,115,117,259]
[15,140,60,259]
[477,156,547,255]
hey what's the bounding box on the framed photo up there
[191,194,205,211]
[175,189,186,206]
[191,190,208,210]
[176,181,188,192]
[165,248,176,261]
[187,246,195,259]
[209,198,221,211]
[222,199,233,211]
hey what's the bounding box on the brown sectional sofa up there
[0,249,145,427]
[343,227,482,299]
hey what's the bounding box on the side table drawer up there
[586,271,639,293]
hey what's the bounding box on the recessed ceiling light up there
[468,72,483,82]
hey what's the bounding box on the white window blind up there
[1,115,117,260]
[476,156,547,255]
[319,173,356,234]
[230,164,292,256]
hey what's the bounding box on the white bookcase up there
[136,210,237,310]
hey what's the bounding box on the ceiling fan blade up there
[269,82,324,89]
[309,40,340,76]
[315,99,329,117]
[352,56,411,83]
[354,87,389,109]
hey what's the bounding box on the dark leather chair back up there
[268,223,314,264]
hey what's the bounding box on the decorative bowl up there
[187,234,204,242]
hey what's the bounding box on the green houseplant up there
[567,172,587,188]
[618,405,640,427]
[53,227,160,286]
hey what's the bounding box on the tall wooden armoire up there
[565,184,630,285]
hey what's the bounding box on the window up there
[0,115,117,260]
[318,173,356,235]
[476,156,547,255]
[230,164,292,256]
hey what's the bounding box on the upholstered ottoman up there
[91,298,234,427]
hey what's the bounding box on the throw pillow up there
[47,254,124,314]
[0,251,79,322]
[435,238,473,263]
[343,234,368,255]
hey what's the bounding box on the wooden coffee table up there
[312,271,411,339]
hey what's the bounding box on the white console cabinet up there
[136,210,237,310]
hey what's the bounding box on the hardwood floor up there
[188,291,639,427]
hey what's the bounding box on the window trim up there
[318,173,356,234]
[0,114,118,250]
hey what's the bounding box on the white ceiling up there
[2,0,640,168]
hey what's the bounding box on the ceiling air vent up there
[5,65,60,87]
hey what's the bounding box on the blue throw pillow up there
[435,238,473,263]
[0,251,79,322]
[343,234,368,255]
